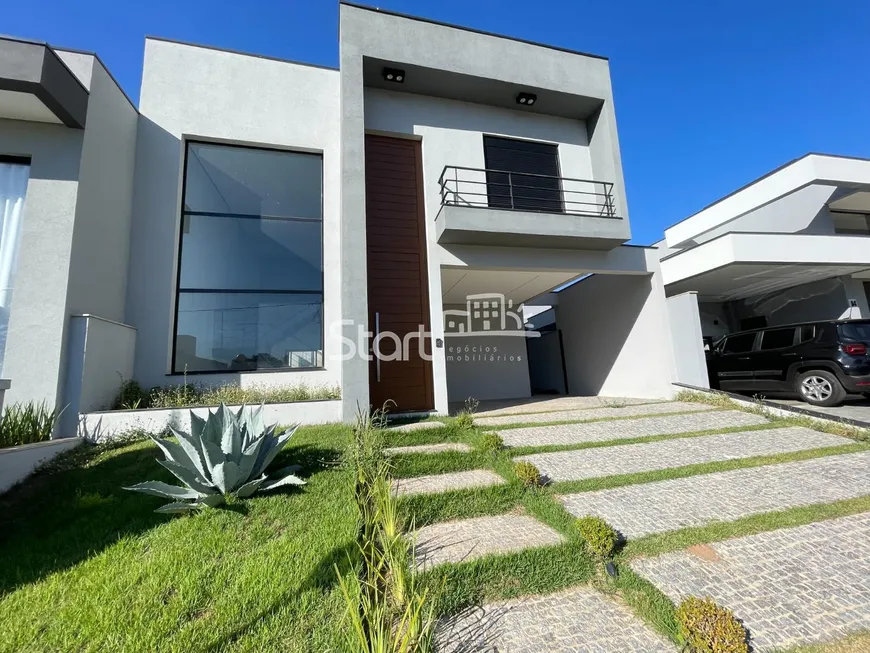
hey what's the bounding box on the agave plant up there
[124,404,304,513]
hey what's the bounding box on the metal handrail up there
[438,165,617,218]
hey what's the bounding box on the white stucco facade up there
[127,39,342,393]
[1,3,682,430]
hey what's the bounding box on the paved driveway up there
[762,393,870,425]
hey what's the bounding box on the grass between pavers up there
[549,442,869,494]
[0,424,356,653]
[675,389,870,443]
[470,398,664,420]
[621,495,870,560]
[480,408,715,431]
[783,631,870,652]
[401,452,683,643]
[389,417,870,649]
[390,422,866,484]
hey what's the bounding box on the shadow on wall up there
[557,273,654,396]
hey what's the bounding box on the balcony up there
[435,166,630,249]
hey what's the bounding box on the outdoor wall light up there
[516,92,537,106]
[382,67,405,83]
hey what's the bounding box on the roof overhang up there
[662,232,870,301]
[0,37,89,128]
[665,154,870,248]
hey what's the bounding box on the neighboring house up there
[0,2,679,429]
[659,153,870,387]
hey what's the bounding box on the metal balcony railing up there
[438,165,617,218]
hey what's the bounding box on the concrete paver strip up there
[499,410,768,448]
[632,512,870,651]
[476,401,713,427]
[384,442,472,456]
[437,585,674,652]
[560,451,870,538]
[471,396,661,417]
[392,469,505,497]
[518,427,846,482]
[414,514,565,569]
[387,420,445,432]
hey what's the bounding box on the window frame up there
[170,139,326,375]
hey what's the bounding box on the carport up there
[435,244,678,407]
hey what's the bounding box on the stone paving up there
[475,401,713,427]
[499,410,768,448]
[518,427,846,482]
[387,420,445,433]
[384,442,472,456]
[392,469,505,497]
[632,512,870,651]
[436,585,674,652]
[560,451,870,538]
[414,514,565,569]
[468,396,661,418]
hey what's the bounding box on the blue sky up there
[6,0,869,244]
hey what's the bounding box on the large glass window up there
[0,158,30,375]
[173,142,323,373]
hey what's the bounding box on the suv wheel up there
[796,370,846,407]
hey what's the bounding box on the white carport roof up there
[661,232,870,301]
[665,153,870,248]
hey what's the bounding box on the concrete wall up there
[556,250,676,399]
[0,438,84,494]
[61,314,136,436]
[63,56,138,323]
[129,39,341,392]
[666,292,709,388]
[443,303,530,403]
[0,52,137,412]
[0,119,83,406]
[80,399,342,442]
[690,185,838,246]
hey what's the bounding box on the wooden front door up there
[364,134,434,413]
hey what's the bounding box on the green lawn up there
[0,424,356,653]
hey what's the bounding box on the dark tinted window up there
[483,136,562,213]
[799,325,815,343]
[760,328,796,350]
[818,323,839,343]
[173,142,323,373]
[722,333,756,354]
[839,323,870,342]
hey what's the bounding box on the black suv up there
[706,319,870,407]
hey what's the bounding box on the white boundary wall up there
[79,400,342,442]
[0,438,84,493]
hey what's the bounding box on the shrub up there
[478,432,504,452]
[575,515,619,559]
[454,397,479,429]
[675,596,749,653]
[112,379,147,410]
[514,461,542,487]
[111,380,341,410]
[0,401,62,448]
[124,403,304,512]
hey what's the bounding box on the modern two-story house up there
[0,2,680,429]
